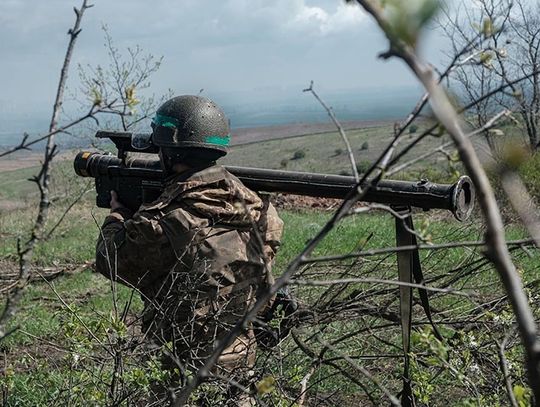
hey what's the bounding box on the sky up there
[0,1,449,108]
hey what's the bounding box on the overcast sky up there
[0,0,455,117]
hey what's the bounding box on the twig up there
[290,329,380,406]
[297,365,317,407]
[302,238,537,264]
[291,277,469,297]
[314,334,401,406]
[45,183,92,240]
[0,110,94,158]
[386,70,540,174]
[0,0,93,340]
[303,81,359,181]
[0,325,20,343]
[35,270,109,351]
[497,332,519,407]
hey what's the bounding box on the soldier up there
[95,95,284,405]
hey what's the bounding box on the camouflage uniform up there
[95,165,283,401]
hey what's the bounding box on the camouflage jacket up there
[95,165,283,371]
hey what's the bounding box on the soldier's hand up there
[110,190,126,212]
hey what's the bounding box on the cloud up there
[0,0,410,111]
[289,2,367,35]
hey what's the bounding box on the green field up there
[222,123,457,181]
[1,200,537,405]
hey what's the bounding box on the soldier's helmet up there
[151,95,230,158]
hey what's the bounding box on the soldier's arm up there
[95,208,132,280]
[95,195,170,288]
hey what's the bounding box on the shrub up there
[360,141,369,151]
[334,148,343,156]
[409,124,419,134]
[292,150,306,160]
[280,159,288,168]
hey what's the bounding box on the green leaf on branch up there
[479,52,493,64]
[482,18,494,37]
[90,86,102,107]
[125,84,140,110]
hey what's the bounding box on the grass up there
[0,166,40,201]
[0,199,103,266]
[520,150,540,198]
[2,196,538,405]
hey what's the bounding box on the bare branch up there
[44,182,92,240]
[497,332,520,407]
[303,80,359,181]
[0,0,92,339]
[292,277,470,298]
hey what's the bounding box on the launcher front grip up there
[74,151,476,221]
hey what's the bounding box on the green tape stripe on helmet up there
[204,134,231,146]
[152,114,181,129]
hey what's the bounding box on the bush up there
[280,159,288,168]
[360,141,369,151]
[334,148,343,156]
[292,150,306,160]
[409,124,419,134]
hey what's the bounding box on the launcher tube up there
[74,152,475,221]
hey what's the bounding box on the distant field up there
[230,119,395,146]
[0,119,469,216]
[223,121,458,179]
[0,120,395,171]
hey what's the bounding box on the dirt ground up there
[271,193,367,211]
